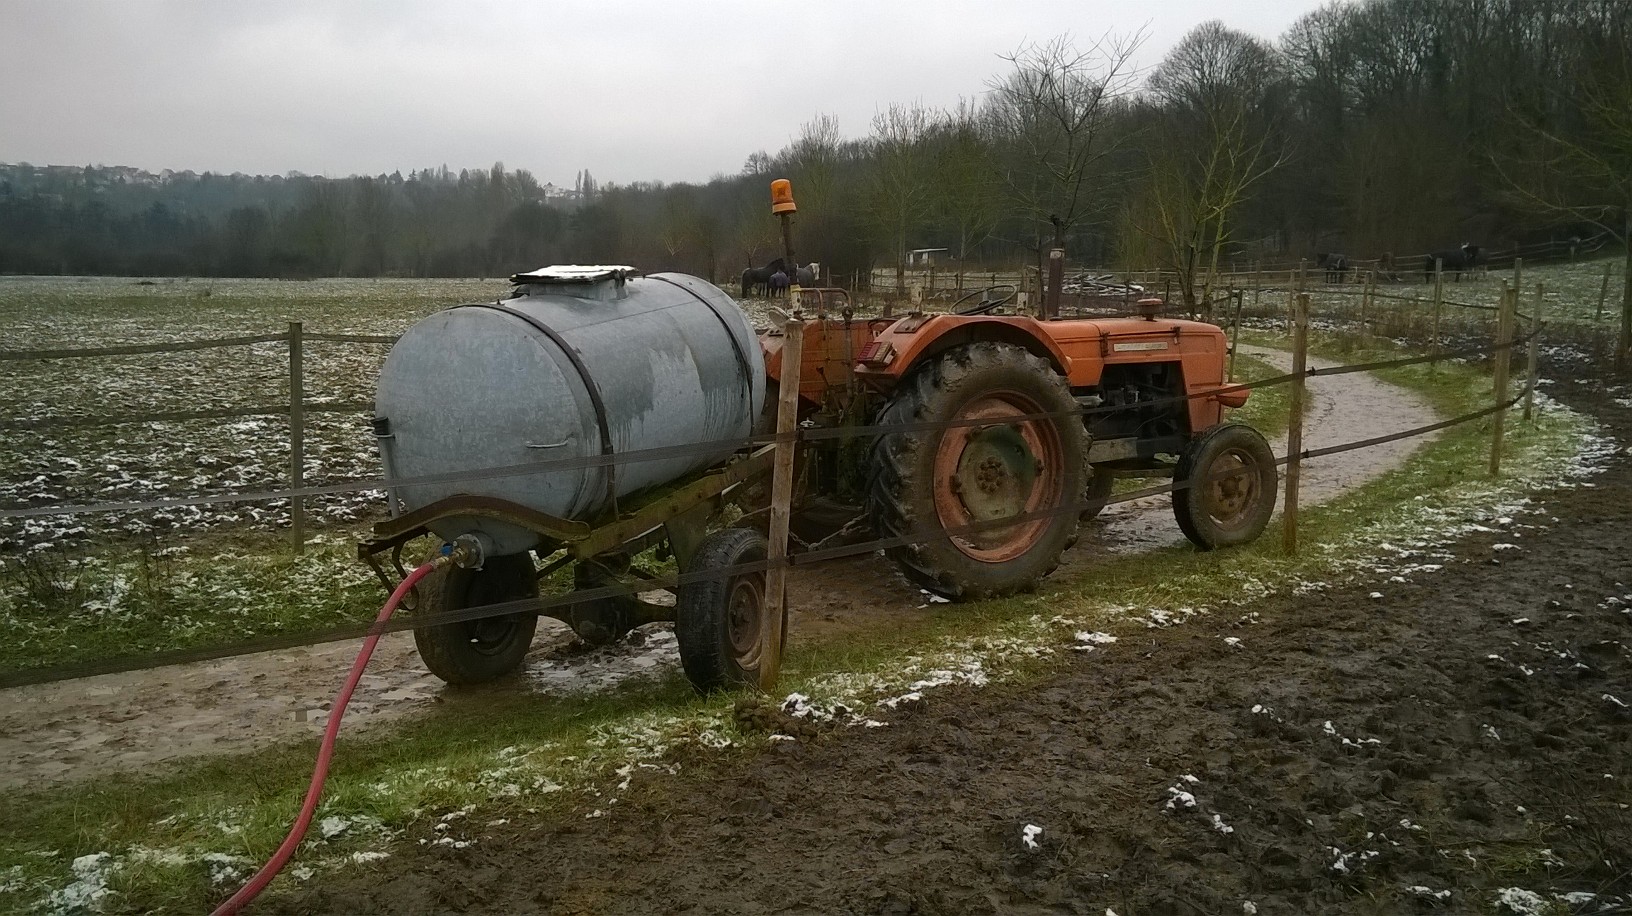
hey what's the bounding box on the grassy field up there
[0,308,1604,912]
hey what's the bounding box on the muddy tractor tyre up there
[1080,467,1117,522]
[413,553,539,686]
[1172,423,1278,550]
[676,527,770,693]
[866,342,1086,600]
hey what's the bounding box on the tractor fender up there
[854,315,1077,387]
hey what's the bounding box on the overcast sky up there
[2,0,1327,187]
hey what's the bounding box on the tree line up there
[1,0,1627,310]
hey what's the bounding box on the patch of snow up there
[1494,887,1549,915]
[1021,824,1043,850]
[1165,786,1198,810]
[40,852,114,914]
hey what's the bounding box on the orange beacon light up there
[770,179,797,214]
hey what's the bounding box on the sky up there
[1,0,1328,187]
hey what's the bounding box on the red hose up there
[211,559,441,915]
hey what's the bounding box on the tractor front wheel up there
[1172,424,1278,550]
[866,342,1086,600]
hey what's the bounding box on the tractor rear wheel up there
[413,553,539,685]
[1172,424,1278,550]
[866,342,1086,600]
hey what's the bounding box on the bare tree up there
[1497,27,1632,368]
[1137,22,1289,317]
[986,32,1144,268]
[863,102,936,293]
[930,99,1005,289]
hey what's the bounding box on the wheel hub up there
[955,425,1038,519]
[726,577,765,664]
[932,394,1063,564]
[1204,451,1257,529]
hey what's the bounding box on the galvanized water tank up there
[375,267,766,555]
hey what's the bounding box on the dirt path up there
[0,349,1439,789]
[278,381,1631,916]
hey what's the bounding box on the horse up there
[1424,244,1481,282]
[1316,252,1348,283]
[739,258,814,297]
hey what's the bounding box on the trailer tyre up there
[413,553,539,686]
[1173,423,1278,550]
[676,527,770,693]
[867,342,1086,600]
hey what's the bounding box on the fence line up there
[0,332,289,362]
[0,324,1537,522]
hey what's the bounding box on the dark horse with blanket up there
[741,258,815,297]
[1424,244,1482,282]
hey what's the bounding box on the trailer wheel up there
[676,527,769,693]
[413,553,539,686]
[1080,468,1116,521]
[867,342,1086,600]
[1173,424,1278,550]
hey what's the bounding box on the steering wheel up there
[951,284,1018,316]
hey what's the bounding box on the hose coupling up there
[441,533,489,571]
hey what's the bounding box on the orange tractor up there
[762,279,1275,601]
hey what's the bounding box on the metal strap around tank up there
[455,303,620,516]
[643,274,756,417]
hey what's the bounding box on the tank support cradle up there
[358,444,777,613]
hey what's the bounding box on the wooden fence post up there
[1597,261,1613,321]
[1490,285,1516,477]
[1430,257,1445,375]
[761,319,802,690]
[1524,282,1542,423]
[1360,269,1375,336]
[1253,261,1262,316]
[1283,293,1310,555]
[1228,290,1245,382]
[288,321,306,553]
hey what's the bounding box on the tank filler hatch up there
[509,265,641,284]
[510,265,641,301]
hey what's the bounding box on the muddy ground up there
[274,377,1631,915]
[0,347,1437,790]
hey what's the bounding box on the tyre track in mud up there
[0,347,1438,789]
